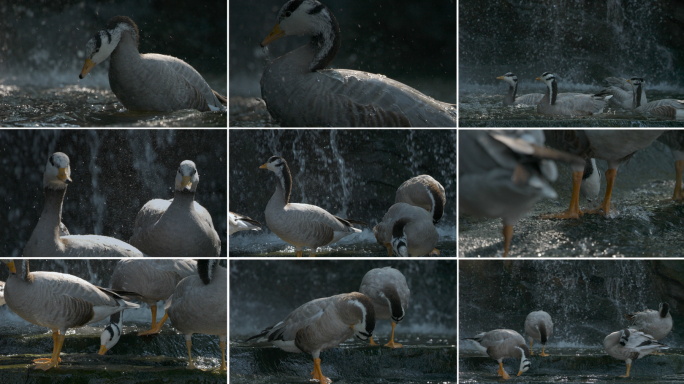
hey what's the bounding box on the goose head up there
[536,72,558,104]
[79,16,139,79]
[44,152,72,190]
[262,0,341,71]
[384,288,405,324]
[98,312,123,355]
[175,160,199,193]
[347,294,375,341]
[516,346,531,376]
[260,156,293,202]
[659,302,670,318]
[580,158,601,203]
[497,72,518,88]
[391,218,410,257]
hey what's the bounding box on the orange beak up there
[79,59,96,79]
[261,24,286,47]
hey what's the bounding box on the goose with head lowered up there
[260,156,366,257]
[79,16,226,112]
[535,72,612,116]
[24,152,145,258]
[374,203,439,257]
[260,0,456,127]
[497,72,544,106]
[465,329,531,380]
[604,328,668,377]
[359,267,409,349]
[624,302,672,355]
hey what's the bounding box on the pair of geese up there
[246,266,410,383]
[0,259,226,371]
[498,72,684,117]
[230,156,446,257]
[468,304,672,379]
[459,129,683,256]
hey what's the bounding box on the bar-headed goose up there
[465,329,531,379]
[543,130,665,218]
[535,72,612,116]
[624,303,672,353]
[129,160,221,258]
[98,259,198,355]
[604,328,668,377]
[626,78,684,118]
[79,16,226,112]
[598,77,648,110]
[229,211,262,235]
[359,267,409,349]
[497,72,544,106]
[657,131,684,201]
[24,152,145,258]
[459,130,584,256]
[374,203,439,257]
[246,292,375,383]
[524,310,553,356]
[260,156,366,257]
[395,175,446,224]
[260,0,456,127]
[0,259,139,370]
[0,281,4,306]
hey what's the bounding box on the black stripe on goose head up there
[197,259,218,285]
[105,16,139,46]
[267,156,292,203]
[427,183,444,224]
[660,302,670,318]
[383,287,405,323]
[307,3,340,71]
[391,218,410,257]
[628,77,644,108]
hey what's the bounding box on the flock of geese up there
[245,266,410,383]
[460,129,684,256]
[229,156,446,257]
[497,72,684,117]
[0,152,226,371]
[467,304,672,379]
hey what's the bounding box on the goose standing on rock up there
[246,292,375,383]
[657,130,684,201]
[395,175,446,224]
[260,156,366,257]
[604,328,668,377]
[374,203,439,256]
[98,259,198,355]
[524,310,553,356]
[535,72,612,116]
[359,267,409,349]
[497,72,544,106]
[625,78,684,118]
[260,0,456,127]
[0,259,139,370]
[465,329,531,380]
[24,152,145,258]
[129,160,221,258]
[624,303,672,355]
[229,211,262,235]
[79,16,226,112]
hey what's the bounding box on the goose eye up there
[285,11,292,17]
[192,169,197,175]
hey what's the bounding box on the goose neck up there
[307,10,341,71]
[32,187,66,244]
[505,83,517,105]
[172,190,196,208]
[270,166,292,207]
[633,84,642,109]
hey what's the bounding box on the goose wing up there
[229,211,262,235]
[60,235,144,257]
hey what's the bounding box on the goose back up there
[110,259,198,305]
[395,175,446,224]
[359,267,410,322]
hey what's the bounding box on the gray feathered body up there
[110,259,197,306]
[167,264,226,337]
[359,267,409,322]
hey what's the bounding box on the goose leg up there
[542,170,584,219]
[296,251,303,257]
[185,336,196,369]
[310,358,330,383]
[651,350,665,356]
[138,304,161,336]
[428,248,440,256]
[368,336,378,346]
[502,225,513,257]
[35,332,65,370]
[219,340,227,370]
[33,330,62,364]
[384,321,403,349]
[539,344,549,357]
[620,363,631,378]
[147,311,169,334]
[384,242,394,256]
[497,362,511,379]
[588,168,617,216]
[529,340,534,355]
[672,160,684,201]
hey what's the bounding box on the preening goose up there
[604,328,668,377]
[459,130,584,256]
[627,78,684,118]
[524,310,553,356]
[260,156,366,257]
[79,16,226,112]
[260,0,456,127]
[624,303,672,345]
[543,130,665,218]
[597,76,648,110]
[0,281,5,306]
[535,72,612,116]
[359,267,409,349]
[395,175,446,224]
[465,329,531,380]
[497,72,544,106]
[0,259,139,370]
[24,152,145,258]
[373,203,439,257]
[148,260,227,370]
[246,292,375,383]
[229,211,262,235]
[657,130,684,201]
[129,160,221,258]
[98,259,198,355]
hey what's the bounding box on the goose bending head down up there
[260,156,366,257]
[359,267,410,349]
[260,0,456,127]
[79,16,226,112]
[535,72,612,116]
[465,329,531,379]
[604,329,668,377]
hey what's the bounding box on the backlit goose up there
[604,328,668,377]
[373,203,439,257]
[24,152,145,258]
[465,329,531,380]
[543,130,665,218]
[148,260,227,370]
[459,130,584,256]
[246,292,375,383]
[627,78,684,118]
[395,175,446,224]
[657,130,684,201]
[79,16,226,112]
[260,156,366,257]
[624,303,672,354]
[598,77,648,110]
[229,211,262,235]
[359,267,409,349]
[0,259,139,370]
[524,310,553,356]
[497,72,544,106]
[535,72,612,116]
[98,259,198,355]
[260,0,457,127]
[129,160,221,258]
